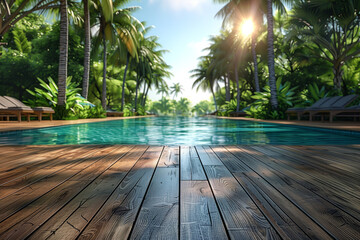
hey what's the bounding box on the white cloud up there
[149,0,208,11]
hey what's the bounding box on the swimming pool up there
[1,117,360,145]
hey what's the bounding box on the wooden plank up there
[222,146,333,239]
[227,145,360,239]
[198,146,280,239]
[180,181,228,240]
[264,145,360,198]
[180,146,206,180]
[280,145,360,181]
[78,146,163,240]
[211,146,312,240]
[0,146,101,199]
[158,146,179,168]
[0,145,69,167]
[0,145,77,181]
[0,145,127,238]
[0,145,110,221]
[130,167,179,239]
[196,146,223,165]
[251,145,360,219]
[28,145,147,240]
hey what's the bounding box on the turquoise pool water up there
[1,117,359,145]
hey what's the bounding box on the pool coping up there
[0,115,156,133]
[216,116,360,133]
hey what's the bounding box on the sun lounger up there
[0,96,54,122]
[106,109,124,117]
[307,95,358,122]
[286,97,331,120]
[230,106,250,117]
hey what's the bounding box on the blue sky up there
[125,0,224,104]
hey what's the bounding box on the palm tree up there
[191,56,218,111]
[157,82,169,98]
[214,0,263,93]
[57,0,68,106]
[92,1,139,109]
[170,83,183,99]
[266,0,278,108]
[81,0,91,99]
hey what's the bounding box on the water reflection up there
[1,116,360,145]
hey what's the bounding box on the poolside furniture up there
[286,95,358,121]
[106,109,124,117]
[230,106,250,117]
[307,94,358,122]
[286,97,331,120]
[0,96,54,122]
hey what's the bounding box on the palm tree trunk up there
[140,81,147,105]
[226,73,231,101]
[143,84,150,106]
[252,33,260,92]
[101,33,107,110]
[224,76,228,101]
[267,0,278,109]
[210,87,217,112]
[235,66,241,112]
[81,0,90,99]
[57,0,68,106]
[121,52,130,111]
[134,75,140,111]
[333,62,343,91]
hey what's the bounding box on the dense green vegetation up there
[192,0,360,119]
[1,0,360,120]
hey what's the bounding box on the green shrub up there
[26,76,97,119]
[245,78,298,120]
[217,99,247,116]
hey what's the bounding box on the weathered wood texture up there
[0,144,359,239]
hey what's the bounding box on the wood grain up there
[28,145,147,240]
[227,145,360,239]
[181,146,206,180]
[130,167,179,239]
[0,145,127,239]
[78,146,163,240]
[180,181,228,240]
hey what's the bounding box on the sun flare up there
[241,19,254,37]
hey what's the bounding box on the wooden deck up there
[0,145,359,239]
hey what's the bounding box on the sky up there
[125,0,224,104]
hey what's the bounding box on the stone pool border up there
[217,116,360,133]
[0,115,156,133]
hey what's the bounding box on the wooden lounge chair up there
[230,106,250,117]
[286,97,331,120]
[0,96,34,122]
[106,109,124,117]
[328,104,360,121]
[4,96,54,121]
[0,96,54,122]
[310,95,360,122]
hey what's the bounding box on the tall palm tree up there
[266,0,277,108]
[92,1,139,109]
[57,0,68,106]
[81,0,91,99]
[170,83,183,99]
[214,0,263,93]
[214,0,290,109]
[191,56,218,111]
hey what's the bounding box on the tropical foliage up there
[191,0,360,120]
